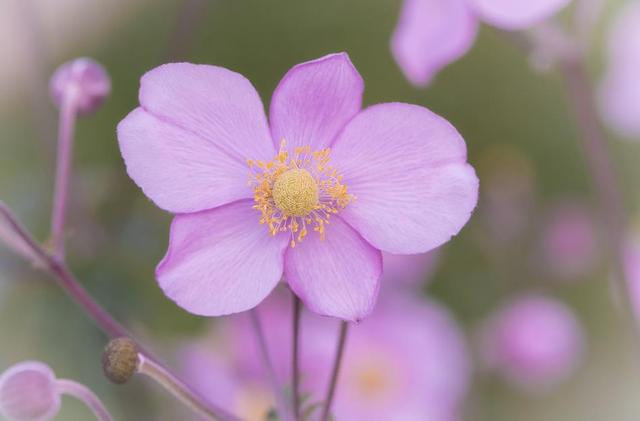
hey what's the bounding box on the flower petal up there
[331,103,479,254]
[118,108,254,213]
[391,0,478,87]
[284,217,381,322]
[157,200,288,316]
[139,62,274,163]
[269,53,364,151]
[468,0,571,30]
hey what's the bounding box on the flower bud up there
[102,337,139,384]
[0,361,61,421]
[50,58,111,115]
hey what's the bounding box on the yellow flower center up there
[272,169,319,216]
[247,140,354,248]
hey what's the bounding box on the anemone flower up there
[392,0,572,86]
[117,52,478,321]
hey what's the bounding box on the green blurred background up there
[1,0,639,419]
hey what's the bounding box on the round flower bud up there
[0,361,61,421]
[102,337,139,384]
[50,58,111,115]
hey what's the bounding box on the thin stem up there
[137,354,239,421]
[559,56,640,338]
[50,90,78,258]
[291,294,302,419]
[320,321,349,421]
[56,378,113,421]
[0,201,241,420]
[249,309,295,421]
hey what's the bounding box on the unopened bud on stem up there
[102,337,139,384]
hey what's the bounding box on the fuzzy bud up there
[50,57,111,115]
[102,337,139,384]
[0,361,61,421]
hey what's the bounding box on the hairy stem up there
[50,90,78,258]
[320,321,349,421]
[0,201,240,421]
[57,379,113,421]
[137,354,240,421]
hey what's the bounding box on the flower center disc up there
[272,168,319,216]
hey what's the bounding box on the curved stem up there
[56,378,112,421]
[559,55,640,340]
[50,90,78,259]
[320,321,349,421]
[291,294,302,419]
[0,202,241,420]
[137,354,239,421]
[249,309,295,421]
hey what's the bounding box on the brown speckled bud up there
[102,337,139,384]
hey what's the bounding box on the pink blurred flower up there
[0,362,60,421]
[0,361,111,421]
[117,52,478,321]
[392,0,571,86]
[50,58,110,115]
[538,201,599,281]
[624,232,640,324]
[183,291,470,421]
[478,294,584,392]
[598,1,640,138]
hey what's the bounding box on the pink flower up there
[623,232,640,324]
[0,362,60,421]
[537,201,598,281]
[598,1,640,138]
[392,0,571,86]
[182,290,470,421]
[117,53,478,321]
[478,294,584,392]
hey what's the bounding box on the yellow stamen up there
[248,140,354,247]
[272,169,319,216]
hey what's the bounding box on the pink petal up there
[0,361,60,421]
[468,0,571,30]
[331,103,479,254]
[391,0,478,87]
[118,108,254,213]
[269,53,364,151]
[284,216,381,322]
[157,200,288,316]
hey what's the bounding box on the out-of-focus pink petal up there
[284,216,381,322]
[118,108,254,213]
[478,294,584,392]
[598,67,640,138]
[538,201,598,281]
[269,53,364,151]
[381,250,440,288]
[0,361,60,421]
[598,2,640,138]
[605,1,640,70]
[157,200,288,316]
[302,296,470,420]
[331,103,478,254]
[391,0,478,87]
[624,233,640,325]
[468,0,571,30]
